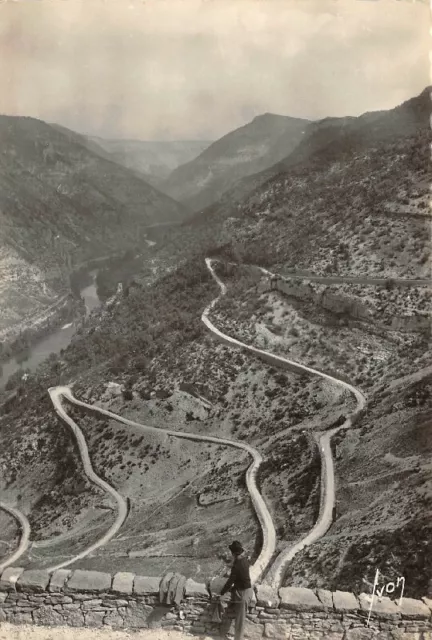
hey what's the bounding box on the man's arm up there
[220,561,237,596]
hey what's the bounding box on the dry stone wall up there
[261,275,430,334]
[1,567,431,639]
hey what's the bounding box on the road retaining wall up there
[261,274,430,334]
[1,567,431,639]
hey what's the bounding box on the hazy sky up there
[0,0,429,141]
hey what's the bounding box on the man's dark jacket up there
[220,554,251,595]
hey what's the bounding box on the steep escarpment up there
[267,275,430,335]
[279,86,430,171]
[179,87,431,229]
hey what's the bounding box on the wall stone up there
[279,586,322,612]
[112,572,134,595]
[49,569,71,592]
[269,275,430,334]
[67,570,112,593]
[0,566,431,639]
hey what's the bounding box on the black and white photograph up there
[0,1,430,639]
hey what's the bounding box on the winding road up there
[270,272,430,287]
[248,262,430,289]
[4,257,368,587]
[0,503,31,573]
[47,386,275,583]
[46,387,128,573]
[204,259,366,586]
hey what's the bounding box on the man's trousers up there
[220,587,253,640]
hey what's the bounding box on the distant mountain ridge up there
[151,86,430,289]
[186,87,431,225]
[161,113,310,212]
[278,86,431,171]
[88,137,212,187]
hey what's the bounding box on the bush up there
[122,388,133,401]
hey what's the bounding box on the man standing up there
[218,540,253,640]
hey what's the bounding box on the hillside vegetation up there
[162,113,309,211]
[283,369,432,598]
[1,88,430,594]
[150,88,430,287]
[0,115,188,337]
[0,256,343,579]
[184,86,431,222]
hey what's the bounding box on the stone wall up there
[263,276,430,334]
[1,567,431,639]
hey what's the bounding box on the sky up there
[0,0,429,141]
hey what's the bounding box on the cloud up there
[0,0,428,140]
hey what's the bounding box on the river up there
[0,273,101,389]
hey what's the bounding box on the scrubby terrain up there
[162,114,309,212]
[204,265,431,596]
[0,115,188,340]
[0,258,347,580]
[2,249,429,592]
[155,88,430,283]
[1,88,430,597]
[283,369,432,598]
[211,265,430,390]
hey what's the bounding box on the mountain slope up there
[51,125,162,185]
[0,89,429,593]
[89,137,212,187]
[282,368,432,597]
[49,123,116,162]
[1,250,429,592]
[0,115,189,336]
[185,87,432,224]
[279,86,430,170]
[160,87,430,283]
[162,113,310,212]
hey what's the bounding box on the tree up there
[385,278,396,291]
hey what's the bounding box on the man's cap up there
[228,540,244,554]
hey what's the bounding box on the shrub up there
[122,388,133,401]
